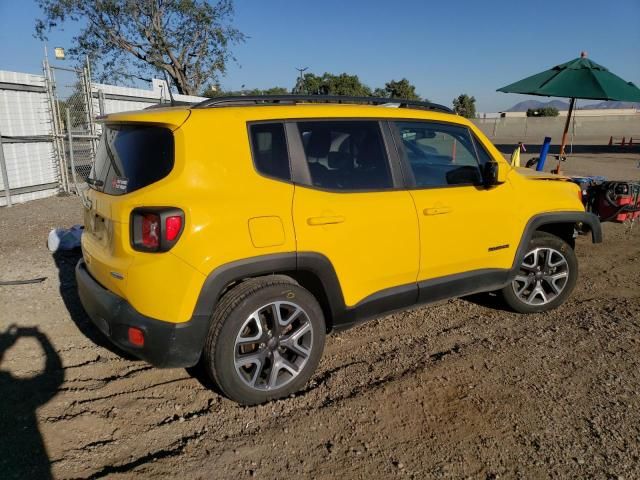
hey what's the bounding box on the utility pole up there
[295,67,308,94]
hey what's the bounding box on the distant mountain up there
[579,100,640,109]
[507,99,639,112]
[507,100,569,112]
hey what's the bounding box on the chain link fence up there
[1,54,210,207]
[45,57,99,203]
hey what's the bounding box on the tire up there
[501,231,578,314]
[202,275,326,405]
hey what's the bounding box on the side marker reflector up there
[128,327,145,347]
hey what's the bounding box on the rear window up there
[89,125,174,195]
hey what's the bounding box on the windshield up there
[88,125,174,195]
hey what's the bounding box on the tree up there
[35,0,245,95]
[295,72,372,96]
[202,85,289,97]
[526,107,559,117]
[323,73,372,96]
[374,78,421,100]
[259,87,290,95]
[453,94,476,118]
[294,73,321,94]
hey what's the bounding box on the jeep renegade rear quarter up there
[77,97,601,404]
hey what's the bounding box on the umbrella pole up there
[555,97,576,173]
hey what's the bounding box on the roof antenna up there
[161,70,176,106]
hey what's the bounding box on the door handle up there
[307,215,345,226]
[423,207,452,216]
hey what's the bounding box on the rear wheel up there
[501,232,577,313]
[203,276,325,405]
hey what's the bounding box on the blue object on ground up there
[569,175,607,185]
[47,225,84,252]
[569,175,607,196]
[537,136,552,171]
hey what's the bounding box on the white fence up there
[473,115,640,143]
[0,68,206,207]
[93,78,205,118]
[0,71,58,206]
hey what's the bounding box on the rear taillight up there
[141,213,160,249]
[165,215,183,241]
[131,207,184,252]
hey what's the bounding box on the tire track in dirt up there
[59,365,154,391]
[70,376,192,405]
[83,430,208,479]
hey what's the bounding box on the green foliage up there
[452,94,476,118]
[294,73,372,96]
[57,83,88,130]
[202,85,289,98]
[526,107,559,117]
[324,73,372,96]
[258,87,290,95]
[374,79,421,100]
[35,0,245,95]
[202,72,425,103]
[293,73,319,95]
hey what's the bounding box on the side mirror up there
[483,161,508,187]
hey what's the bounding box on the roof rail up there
[192,95,453,113]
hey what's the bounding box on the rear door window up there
[296,121,393,190]
[89,125,174,195]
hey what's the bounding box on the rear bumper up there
[75,259,209,368]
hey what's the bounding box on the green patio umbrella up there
[498,52,640,172]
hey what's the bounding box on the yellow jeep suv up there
[76,95,601,405]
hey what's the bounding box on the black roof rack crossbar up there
[192,95,452,113]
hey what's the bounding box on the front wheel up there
[202,276,326,405]
[501,232,578,313]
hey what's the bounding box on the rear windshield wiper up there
[86,177,104,187]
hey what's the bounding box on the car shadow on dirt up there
[463,291,514,312]
[186,360,226,397]
[0,325,63,479]
[52,249,134,360]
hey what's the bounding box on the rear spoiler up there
[96,108,192,131]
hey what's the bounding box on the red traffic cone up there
[608,136,613,146]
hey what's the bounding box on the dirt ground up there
[1,153,639,479]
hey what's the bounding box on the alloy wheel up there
[512,247,569,306]
[234,301,313,391]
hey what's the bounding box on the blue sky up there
[1,0,638,112]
